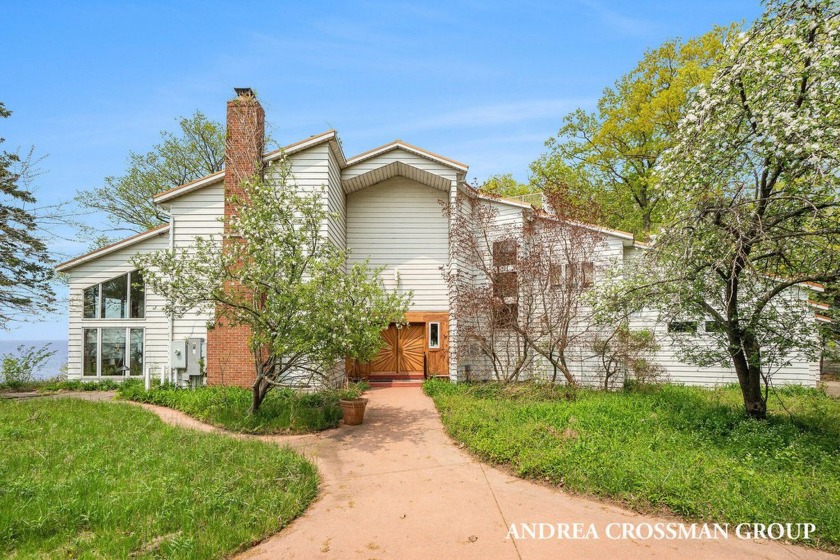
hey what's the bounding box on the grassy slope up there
[425,380,840,551]
[118,384,343,434]
[0,398,318,559]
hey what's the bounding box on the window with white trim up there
[428,322,440,349]
[83,327,144,377]
[83,271,145,319]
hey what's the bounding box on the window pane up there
[83,285,98,318]
[101,328,127,376]
[668,321,697,334]
[83,328,98,376]
[581,262,595,288]
[129,329,144,376]
[130,271,145,318]
[492,239,517,267]
[493,303,518,328]
[705,321,726,333]
[494,271,518,299]
[429,323,440,349]
[101,274,128,319]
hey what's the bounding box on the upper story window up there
[494,271,519,299]
[83,271,145,319]
[492,239,517,267]
[549,261,595,289]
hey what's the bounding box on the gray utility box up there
[171,340,187,369]
[170,338,206,376]
[185,338,205,377]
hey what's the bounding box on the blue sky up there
[0,0,761,341]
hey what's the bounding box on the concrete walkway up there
[121,387,835,560]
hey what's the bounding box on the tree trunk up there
[251,376,270,413]
[729,332,767,419]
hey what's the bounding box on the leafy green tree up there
[478,173,535,198]
[76,112,225,238]
[597,0,840,419]
[532,26,733,237]
[134,158,411,412]
[0,102,54,328]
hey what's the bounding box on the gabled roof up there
[342,161,452,194]
[345,139,469,173]
[55,224,170,272]
[473,190,637,245]
[152,130,344,204]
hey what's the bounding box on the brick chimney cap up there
[233,87,256,98]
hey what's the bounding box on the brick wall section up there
[206,90,265,388]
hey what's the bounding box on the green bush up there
[425,380,840,551]
[38,379,127,392]
[118,384,343,434]
[0,344,57,390]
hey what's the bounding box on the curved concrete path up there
[127,388,834,559]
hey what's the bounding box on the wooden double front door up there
[369,323,425,374]
[347,313,449,378]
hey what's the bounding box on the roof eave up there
[55,224,171,272]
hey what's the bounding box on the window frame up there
[81,327,145,378]
[82,271,145,320]
[492,239,517,267]
[667,321,698,334]
[428,322,441,349]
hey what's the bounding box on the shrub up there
[0,344,56,389]
[117,384,343,434]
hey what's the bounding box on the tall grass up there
[424,379,840,551]
[118,383,343,434]
[0,398,318,559]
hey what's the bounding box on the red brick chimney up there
[206,88,265,387]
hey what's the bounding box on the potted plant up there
[337,381,370,426]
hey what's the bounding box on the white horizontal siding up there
[168,182,224,341]
[628,310,815,388]
[346,177,449,310]
[327,146,346,252]
[65,232,170,378]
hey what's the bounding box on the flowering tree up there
[134,159,410,411]
[447,192,603,385]
[447,196,533,382]
[599,0,840,418]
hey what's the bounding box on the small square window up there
[494,303,518,328]
[492,239,517,267]
[494,272,518,299]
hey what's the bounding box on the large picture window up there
[82,327,144,377]
[83,271,145,319]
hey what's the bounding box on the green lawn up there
[0,398,318,559]
[424,379,840,552]
[118,383,343,434]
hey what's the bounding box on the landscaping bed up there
[118,383,343,434]
[424,379,840,551]
[0,398,318,559]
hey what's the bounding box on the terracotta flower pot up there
[339,398,368,426]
